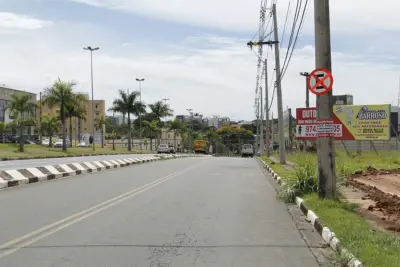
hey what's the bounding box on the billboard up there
[296,105,391,141]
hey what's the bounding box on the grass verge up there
[260,153,400,267]
[0,144,152,160]
[304,194,400,267]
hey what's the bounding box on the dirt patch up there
[344,169,400,234]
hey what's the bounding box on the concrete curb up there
[258,158,364,267]
[0,152,193,161]
[0,154,189,190]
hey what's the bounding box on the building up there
[160,127,183,148]
[106,115,124,125]
[333,94,353,105]
[0,86,37,137]
[206,116,230,129]
[36,93,105,143]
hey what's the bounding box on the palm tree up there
[168,119,182,149]
[41,114,61,147]
[109,90,146,151]
[142,120,160,150]
[94,114,108,148]
[42,78,77,151]
[148,101,173,123]
[6,93,35,152]
[148,101,173,145]
[65,94,86,146]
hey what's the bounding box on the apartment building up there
[0,86,37,136]
[36,93,105,143]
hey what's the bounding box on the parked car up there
[53,139,71,148]
[169,146,176,154]
[241,144,254,158]
[157,144,170,154]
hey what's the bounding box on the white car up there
[241,144,254,158]
[53,139,71,148]
[157,144,170,154]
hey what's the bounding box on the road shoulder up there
[258,160,339,267]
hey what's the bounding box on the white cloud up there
[0,12,53,30]
[69,0,400,35]
[0,20,398,121]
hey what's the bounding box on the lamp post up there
[83,46,99,151]
[135,78,145,153]
[300,72,310,107]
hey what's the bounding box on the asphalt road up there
[0,157,320,267]
[0,154,158,171]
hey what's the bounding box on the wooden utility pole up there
[315,0,336,198]
[272,3,286,164]
[265,59,271,157]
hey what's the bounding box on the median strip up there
[0,154,190,190]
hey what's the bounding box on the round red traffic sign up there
[307,68,334,95]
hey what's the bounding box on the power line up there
[280,0,292,47]
[281,0,302,73]
[280,0,309,79]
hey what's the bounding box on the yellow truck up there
[193,139,209,154]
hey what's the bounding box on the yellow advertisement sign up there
[333,104,391,141]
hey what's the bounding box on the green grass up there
[304,194,400,267]
[289,150,400,175]
[260,156,295,179]
[260,152,400,266]
[0,143,152,160]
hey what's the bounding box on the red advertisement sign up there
[296,107,343,140]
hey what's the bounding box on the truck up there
[193,139,209,154]
[241,144,254,157]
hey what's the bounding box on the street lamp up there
[135,78,145,153]
[300,72,310,108]
[83,46,99,151]
[187,108,193,153]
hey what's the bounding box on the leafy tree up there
[0,122,6,143]
[106,130,117,150]
[42,78,77,151]
[41,114,61,147]
[216,125,254,154]
[205,128,217,143]
[109,90,146,151]
[6,92,35,152]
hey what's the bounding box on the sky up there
[0,0,399,121]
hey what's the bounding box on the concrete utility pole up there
[314,0,336,199]
[39,91,42,145]
[300,72,310,107]
[260,86,265,155]
[265,59,271,157]
[83,46,99,151]
[272,3,286,164]
[136,78,145,153]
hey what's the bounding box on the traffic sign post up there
[307,68,334,96]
